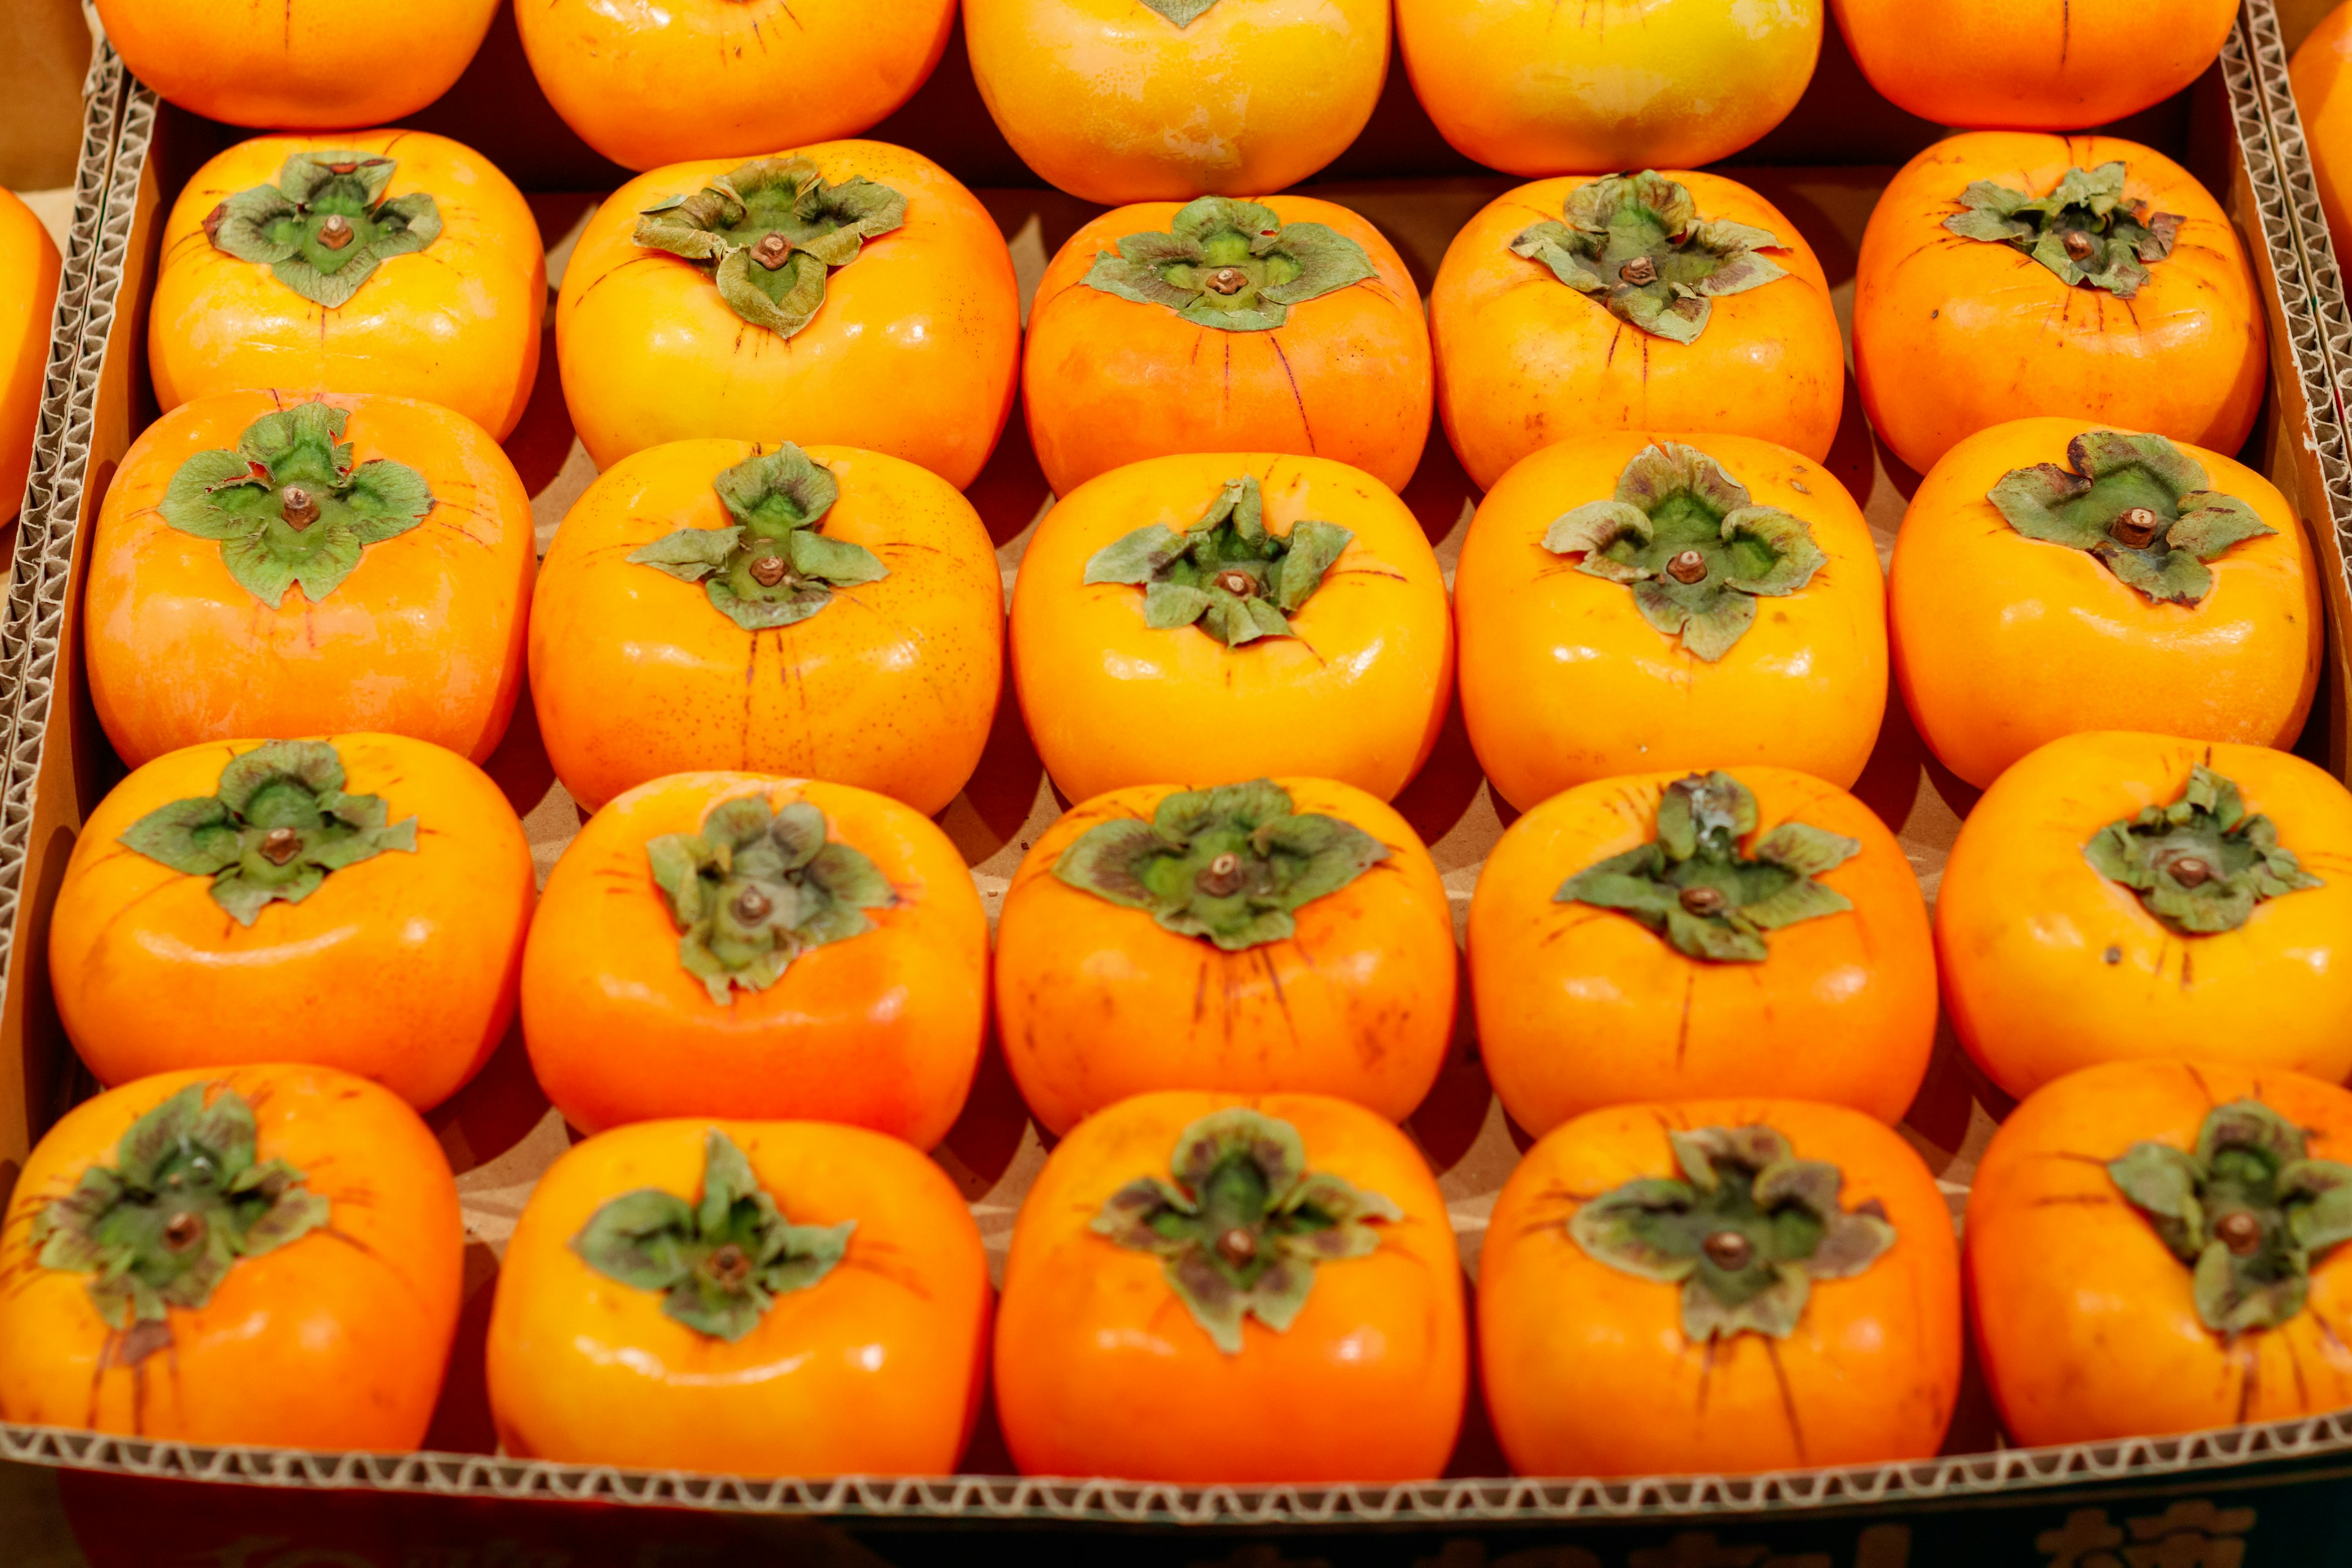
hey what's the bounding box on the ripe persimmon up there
[0,188,59,526]
[2294,6,2352,252]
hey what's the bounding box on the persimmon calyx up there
[646,794,895,1006]
[1944,162,2182,299]
[2084,764,2320,935]
[1084,473,1354,647]
[1081,197,1376,333]
[117,739,418,928]
[32,1084,329,1338]
[570,1128,853,1342]
[1989,430,2272,607]
[1054,778,1388,952]
[1558,771,1858,963]
[203,150,442,311]
[635,156,905,338]
[159,402,435,608]
[1092,1108,1400,1355]
[1135,0,1220,26]
[626,445,885,631]
[2108,1099,2352,1334]
[1544,442,1825,662]
[1572,1125,1895,1342]
[1511,172,1789,345]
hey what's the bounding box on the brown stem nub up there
[1702,1229,1753,1271]
[748,555,789,588]
[280,486,320,531]
[2215,1210,2262,1256]
[2169,856,2213,889]
[706,1243,750,1285]
[162,1212,204,1254]
[317,214,354,252]
[1618,256,1658,285]
[1665,549,1708,586]
[1213,568,1256,598]
[751,232,791,270]
[1205,266,1248,296]
[259,827,302,865]
[1216,1226,1258,1267]
[1678,885,1727,917]
[2062,230,2096,262]
[733,887,773,924]
[1196,851,1244,898]
[2111,507,2161,549]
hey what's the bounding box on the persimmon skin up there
[1891,418,2319,790]
[517,0,955,173]
[0,189,59,525]
[85,391,534,770]
[995,780,1457,1134]
[1023,197,1430,497]
[1936,733,2352,1101]
[47,734,535,1112]
[2294,7,2352,255]
[1008,453,1453,804]
[1456,432,1886,808]
[1968,1060,2352,1446]
[530,440,1003,815]
[1854,133,2265,478]
[1481,1098,1961,1477]
[149,132,543,442]
[488,1118,990,1475]
[0,1066,464,1448]
[1431,172,1843,492]
[557,142,1020,487]
[994,1090,1466,1483]
[521,773,988,1149]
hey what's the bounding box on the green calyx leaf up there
[1542,441,1826,661]
[116,739,419,928]
[2083,763,2321,935]
[569,1128,853,1343]
[625,445,884,633]
[2108,1099,2352,1335]
[1091,1108,1401,1355]
[1943,162,2183,299]
[1987,429,2274,608]
[31,1084,330,1336]
[1136,0,1219,22]
[1053,778,1389,952]
[203,150,442,311]
[645,794,896,1005]
[1509,171,1789,345]
[1080,197,1376,333]
[1569,1124,1896,1342]
[634,156,906,338]
[1082,474,1354,647]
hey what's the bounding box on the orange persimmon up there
[2297,6,2352,250]
[0,187,59,525]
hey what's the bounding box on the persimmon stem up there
[280,486,320,530]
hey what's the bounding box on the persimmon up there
[84,392,533,769]
[1456,434,1885,807]
[557,144,1020,486]
[2294,6,2352,251]
[1008,455,1452,803]
[522,773,987,1148]
[993,1091,1466,1482]
[516,0,956,173]
[149,133,543,442]
[47,735,534,1112]
[531,440,1001,815]
[1430,170,1843,491]
[1937,732,2352,1100]
[1854,133,2264,478]
[488,1118,989,1474]
[1891,419,2319,789]
[1023,196,1430,497]
[1967,1060,2352,1445]
[1481,1099,1961,1476]
[0,188,59,526]
[0,1066,462,1447]
[964,0,1387,203]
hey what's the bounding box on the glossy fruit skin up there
[557,142,1020,486]
[488,1118,990,1474]
[1456,432,1886,808]
[1834,0,2235,131]
[996,780,1456,1134]
[2294,6,2352,253]
[521,773,988,1148]
[994,1090,1466,1482]
[0,1066,463,1447]
[149,132,543,442]
[1008,453,1453,804]
[1855,133,2264,478]
[1482,1098,1960,1476]
[1397,0,1823,176]
[0,189,60,525]
[530,440,1003,815]
[85,391,534,770]
[1891,418,2319,790]
[1968,1059,2352,1446]
[1025,197,1430,498]
[1937,733,2352,1100]
[965,0,1387,204]
[516,0,955,173]
[48,734,535,1112]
